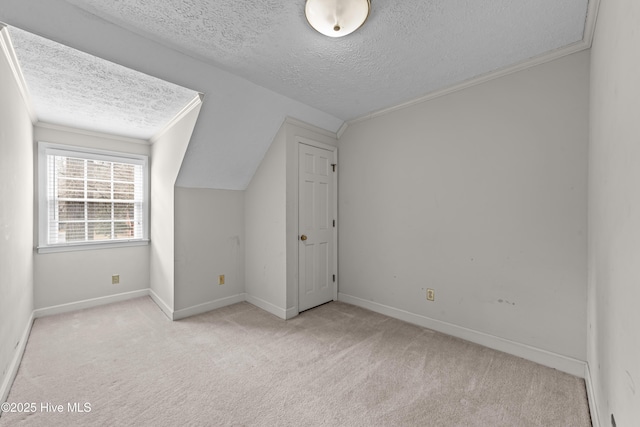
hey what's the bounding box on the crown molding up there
[35,121,150,145]
[336,121,349,139]
[149,92,204,144]
[347,0,601,128]
[348,41,590,126]
[584,0,601,47]
[0,23,38,124]
[284,116,338,139]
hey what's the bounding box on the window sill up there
[37,239,150,254]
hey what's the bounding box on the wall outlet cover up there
[426,289,435,301]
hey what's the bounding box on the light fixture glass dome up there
[305,0,371,38]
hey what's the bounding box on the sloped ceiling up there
[0,0,594,190]
[8,26,199,141]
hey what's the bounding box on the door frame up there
[295,137,338,312]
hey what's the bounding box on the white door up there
[298,142,335,312]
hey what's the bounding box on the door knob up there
[300,234,308,241]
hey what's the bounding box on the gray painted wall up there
[588,0,640,424]
[0,29,34,402]
[244,123,288,315]
[149,102,201,315]
[174,187,245,311]
[338,51,589,361]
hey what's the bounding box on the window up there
[38,143,149,252]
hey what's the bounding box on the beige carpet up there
[1,297,590,426]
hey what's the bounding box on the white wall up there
[150,102,201,316]
[33,125,150,309]
[0,26,34,402]
[34,247,149,309]
[245,123,288,316]
[174,187,244,312]
[338,51,589,366]
[588,0,640,425]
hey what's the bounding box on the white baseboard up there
[245,294,287,320]
[585,363,601,427]
[1,312,34,405]
[338,293,586,377]
[148,289,173,320]
[1,289,282,408]
[173,294,246,320]
[33,289,150,318]
[285,306,298,320]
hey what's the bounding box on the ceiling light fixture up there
[305,0,371,38]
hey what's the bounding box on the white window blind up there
[39,143,148,251]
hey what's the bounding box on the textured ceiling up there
[65,0,589,121]
[8,26,199,140]
[0,0,593,190]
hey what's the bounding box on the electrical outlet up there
[426,288,435,301]
[112,275,120,285]
[218,275,225,285]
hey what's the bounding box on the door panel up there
[298,142,335,312]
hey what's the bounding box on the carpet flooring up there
[1,297,591,426]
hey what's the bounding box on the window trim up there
[37,142,150,254]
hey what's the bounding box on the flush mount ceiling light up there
[305,0,371,38]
